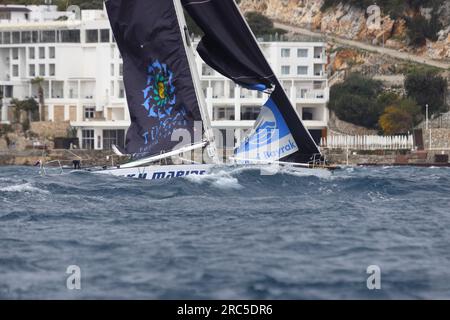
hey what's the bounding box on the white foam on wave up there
[0,183,49,194]
[185,170,243,190]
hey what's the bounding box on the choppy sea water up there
[0,165,450,299]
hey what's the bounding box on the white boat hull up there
[93,163,336,180]
[95,164,215,180]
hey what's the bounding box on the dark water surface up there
[1,165,449,299]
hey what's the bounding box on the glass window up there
[86,30,98,43]
[241,106,260,120]
[100,29,110,43]
[39,64,45,76]
[12,32,20,44]
[111,64,114,77]
[103,129,125,150]
[39,47,45,59]
[60,30,80,43]
[49,47,55,59]
[297,66,308,75]
[281,48,290,58]
[29,47,35,59]
[12,65,19,77]
[41,30,56,43]
[3,32,11,44]
[31,31,39,43]
[82,130,95,150]
[29,64,36,77]
[21,31,31,44]
[119,64,123,76]
[84,107,95,120]
[12,48,19,60]
[281,66,290,75]
[49,64,55,76]
[298,49,308,58]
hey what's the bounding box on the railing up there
[322,134,414,150]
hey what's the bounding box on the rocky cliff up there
[239,0,450,60]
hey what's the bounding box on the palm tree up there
[31,77,45,121]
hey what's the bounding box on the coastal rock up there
[239,0,449,61]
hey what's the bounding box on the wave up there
[0,183,49,194]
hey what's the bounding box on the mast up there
[172,0,219,164]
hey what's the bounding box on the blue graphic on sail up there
[235,98,299,162]
[141,60,189,148]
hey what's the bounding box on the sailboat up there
[96,0,336,181]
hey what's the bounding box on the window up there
[12,48,19,60]
[49,47,55,59]
[84,107,95,120]
[0,32,2,45]
[241,106,260,120]
[41,30,56,43]
[29,64,36,77]
[12,65,19,77]
[297,66,308,75]
[21,31,31,44]
[103,130,125,150]
[281,48,291,58]
[29,47,35,59]
[39,47,45,59]
[86,29,98,43]
[298,49,308,58]
[60,30,80,43]
[100,29,110,43]
[119,64,123,76]
[119,89,125,98]
[31,31,38,43]
[82,130,95,150]
[39,64,45,76]
[281,66,290,75]
[3,32,11,44]
[12,32,20,44]
[214,107,235,121]
[111,64,114,77]
[49,64,55,76]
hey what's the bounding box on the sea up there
[0,165,449,299]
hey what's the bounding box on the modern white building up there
[0,4,329,151]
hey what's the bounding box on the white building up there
[0,5,329,151]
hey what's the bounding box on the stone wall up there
[328,112,378,136]
[30,121,71,140]
[423,128,450,150]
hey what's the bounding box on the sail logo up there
[142,60,188,146]
[248,121,277,146]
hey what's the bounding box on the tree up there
[379,98,422,134]
[31,77,45,121]
[244,12,287,37]
[379,106,414,135]
[10,98,39,124]
[405,70,448,116]
[328,73,384,128]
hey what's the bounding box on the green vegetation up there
[328,74,385,128]
[379,98,422,134]
[330,69,448,134]
[405,69,448,115]
[10,98,40,123]
[244,11,287,37]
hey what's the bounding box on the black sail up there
[106,0,203,157]
[182,0,321,163]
